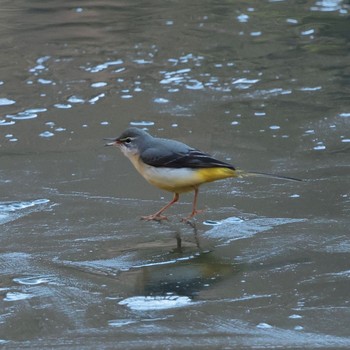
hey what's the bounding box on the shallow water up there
[1,0,350,348]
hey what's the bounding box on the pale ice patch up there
[204,216,304,244]
[299,86,322,91]
[39,131,54,138]
[237,13,249,22]
[89,93,105,104]
[0,98,16,106]
[313,144,326,150]
[87,60,123,73]
[37,78,53,85]
[108,319,139,327]
[185,79,204,90]
[257,322,273,329]
[119,295,193,311]
[0,199,50,212]
[0,199,50,225]
[54,103,72,109]
[121,94,133,99]
[301,29,315,36]
[67,95,85,103]
[232,78,259,89]
[13,275,55,286]
[154,98,169,104]
[4,292,33,301]
[0,120,15,126]
[8,111,38,120]
[91,82,107,88]
[29,55,50,72]
[133,59,153,65]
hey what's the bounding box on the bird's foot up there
[141,214,168,221]
[181,209,205,223]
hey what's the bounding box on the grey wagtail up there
[105,127,301,221]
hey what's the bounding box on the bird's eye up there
[124,137,132,144]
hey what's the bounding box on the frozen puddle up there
[204,215,304,243]
[119,295,194,311]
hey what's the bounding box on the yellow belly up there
[137,161,237,193]
[195,167,237,183]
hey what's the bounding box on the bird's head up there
[104,127,152,158]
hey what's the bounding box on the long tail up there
[236,170,302,182]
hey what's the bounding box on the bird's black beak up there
[104,137,118,147]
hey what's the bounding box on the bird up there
[105,127,301,221]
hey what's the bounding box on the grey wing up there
[140,139,235,170]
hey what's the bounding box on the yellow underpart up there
[195,167,237,183]
[143,166,237,193]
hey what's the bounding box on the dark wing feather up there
[140,139,235,170]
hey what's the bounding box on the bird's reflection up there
[172,221,200,253]
[129,223,239,299]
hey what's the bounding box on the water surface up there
[1,0,350,348]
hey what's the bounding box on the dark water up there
[1,0,350,348]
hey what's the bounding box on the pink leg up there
[182,187,204,222]
[141,193,179,221]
